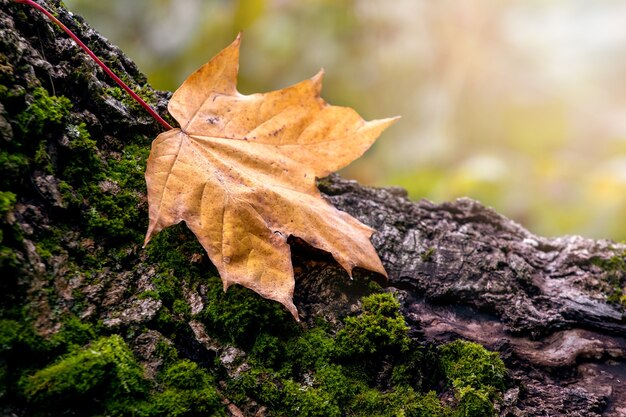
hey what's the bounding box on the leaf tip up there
[311,68,324,93]
[311,68,324,82]
[233,32,242,47]
[361,115,401,140]
[284,300,300,321]
[142,231,153,248]
[376,115,401,128]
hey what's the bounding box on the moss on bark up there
[0,1,511,416]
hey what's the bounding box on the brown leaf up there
[144,35,397,319]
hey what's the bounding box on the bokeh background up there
[64,0,626,241]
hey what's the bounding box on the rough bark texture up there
[317,178,626,416]
[1,1,625,416]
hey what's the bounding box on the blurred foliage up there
[65,0,626,241]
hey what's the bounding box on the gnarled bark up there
[313,178,626,416]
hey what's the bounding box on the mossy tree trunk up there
[1,1,625,416]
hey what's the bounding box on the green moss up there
[351,386,448,417]
[17,88,72,135]
[591,250,626,306]
[17,108,150,250]
[231,295,504,416]
[144,234,205,334]
[390,348,427,389]
[439,340,506,417]
[34,140,53,174]
[227,367,278,405]
[172,298,191,317]
[144,226,211,330]
[0,319,57,408]
[221,291,510,417]
[281,326,335,375]
[0,191,20,273]
[231,328,368,415]
[33,228,68,262]
[67,123,97,152]
[154,340,180,366]
[85,205,128,238]
[105,86,126,102]
[199,275,298,348]
[22,335,146,401]
[139,359,224,417]
[104,85,157,113]
[315,177,333,191]
[159,360,206,389]
[228,324,343,413]
[107,143,150,189]
[153,307,185,339]
[51,316,99,349]
[61,122,101,180]
[314,364,361,404]
[592,250,626,272]
[0,319,21,353]
[335,292,410,357]
[0,151,29,185]
[453,385,494,417]
[0,318,56,360]
[439,340,506,392]
[421,247,436,262]
[250,333,285,370]
[2,309,224,416]
[146,225,207,277]
[0,191,16,216]
[0,244,18,270]
[137,290,160,300]
[0,245,18,271]
[60,139,149,244]
[152,270,185,306]
[144,387,225,417]
[412,390,449,417]
[0,85,9,99]
[280,377,342,417]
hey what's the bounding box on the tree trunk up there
[1,1,625,416]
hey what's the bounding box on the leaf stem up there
[14,0,173,131]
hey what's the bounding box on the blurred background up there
[64,0,626,241]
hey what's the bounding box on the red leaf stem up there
[14,0,173,131]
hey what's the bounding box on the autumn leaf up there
[144,35,397,319]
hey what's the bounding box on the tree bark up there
[315,177,626,416]
[1,1,625,416]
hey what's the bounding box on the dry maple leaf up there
[144,35,398,319]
